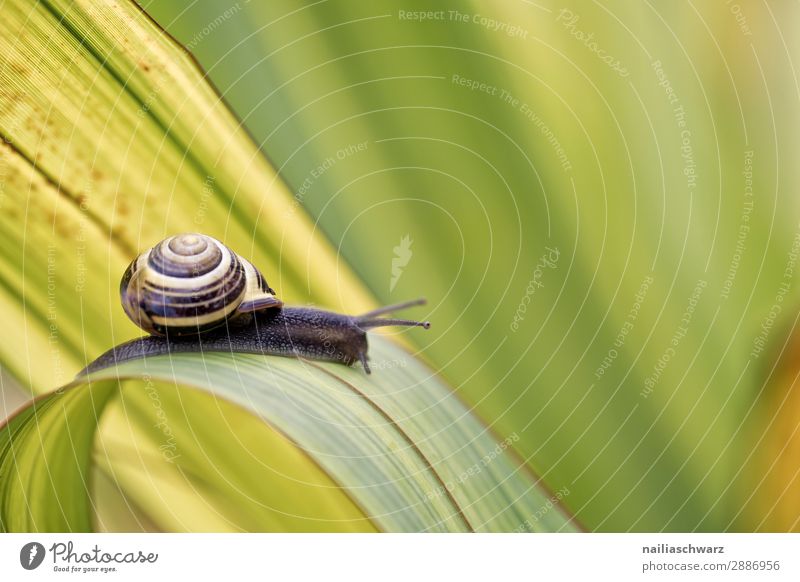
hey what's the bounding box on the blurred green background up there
[4,0,800,531]
[126,0,800,530]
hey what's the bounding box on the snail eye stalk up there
[355,298,430,330]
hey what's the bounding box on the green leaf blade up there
[89,336,578,531]
[0,383,116,531]
[1,340,578,532]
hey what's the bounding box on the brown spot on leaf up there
[9,61,28,76]
[117,197,129,217]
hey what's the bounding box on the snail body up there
[82,300,429,375]
[93,233,430,375]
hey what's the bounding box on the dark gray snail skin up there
[79,301,430,377]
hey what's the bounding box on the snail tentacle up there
[357,298,427,319]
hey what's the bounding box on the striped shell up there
[120,233,282,336]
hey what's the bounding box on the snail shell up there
[120,233,282,336]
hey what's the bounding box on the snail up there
[81,233,430,376]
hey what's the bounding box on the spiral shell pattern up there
[120,233,279,335]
